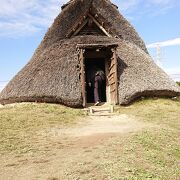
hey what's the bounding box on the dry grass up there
[0,99,179,179]
[65,99,180,179]
[0,103,84,154]
[117,98,180,129]
[105,98,180,179]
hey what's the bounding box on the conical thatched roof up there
[0,0,180,107]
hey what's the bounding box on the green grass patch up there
[101,131,180,180]
[0,99,179,179]
[116,98,180,130]
[0,103,84,154]
[103,98,180,179]
[97,128,179,179]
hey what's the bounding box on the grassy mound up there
[0,99,179,179]
[0,103,84,154]
[117,98,180,129]
[107,98,180,179]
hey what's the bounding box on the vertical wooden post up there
[79,48,86,107]
[113,48,119,105]
[109,48,119,105]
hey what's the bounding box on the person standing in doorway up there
[87,66,105,106]
[93,68,105,106]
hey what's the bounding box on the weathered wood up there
[66,16,85,37]
[88,13,112,37]
[107,48,119,105]
[68,13,112,38]
[108,70,115,78]
[79,49,86,107]
[108,75,114,83]
[73,19,89,36]
[112,48,119,104]
[77,43,118,49]
[109,63,115,70]
[110,82,116,86]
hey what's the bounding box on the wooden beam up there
[87,13,112,37]
[79,49,86,107]
[66,13,112,38]
[66,16,85,38]
[112,48,119,104]
[73,19,88,36]
[76,43,118,49]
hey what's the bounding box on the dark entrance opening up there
[78,44,118,107]
[85,57,106,103]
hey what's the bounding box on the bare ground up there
[0,114,153,180]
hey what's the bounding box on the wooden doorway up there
[107,48,119,105]
[78,44,118,107]
[85,57,106,104]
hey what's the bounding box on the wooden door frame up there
[79,48,86,107]
[78,44,118,107]
[111,47,119,105]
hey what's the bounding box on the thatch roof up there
[0,0,180,107]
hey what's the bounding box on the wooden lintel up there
[76,43,118,49]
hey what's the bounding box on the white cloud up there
[0,0,67,38]
[113,0,179,17]
[0,0,179,38]
[114,0,140,12]
[149,0,172,5]
[147,38,180,48]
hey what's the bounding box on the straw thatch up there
[0,0,180,107]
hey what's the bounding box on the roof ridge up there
[61,0,94,10]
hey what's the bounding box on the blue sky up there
[0,0,180,90]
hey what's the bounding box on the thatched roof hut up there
[0,0,180,107]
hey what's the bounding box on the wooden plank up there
[109,68,115,75]
[108,71,115,78]
[112,48,119,104]
[87,13,112,37]
[109,63,115,70]
[79,49,86,107]
[109,81,115,86]
[110,89,116,93]
[107,47,119,105]
[109,76,115,83]
[108,75,114,82]
[67,13,112,38]
[76,43,118,49]
[66,16,85,37]
[73,19,89,36]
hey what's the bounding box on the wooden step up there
[87,105,115,115]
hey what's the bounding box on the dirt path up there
[58,114,147,136]
[0,114,152,180]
